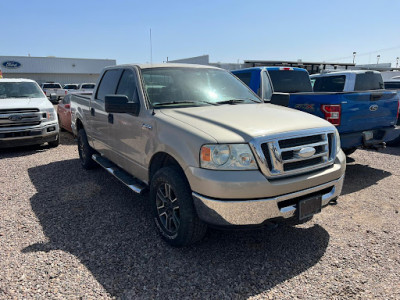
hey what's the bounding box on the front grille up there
[0,108,39,114]
[252,129,336,178]
[0,108,42,129]
[0,121,41,128]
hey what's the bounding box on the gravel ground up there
[0,132,399,299]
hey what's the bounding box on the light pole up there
[353,52,357,64]
[377,55,381,64]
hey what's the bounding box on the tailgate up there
[338,91,398,133]
[289,92,399,133]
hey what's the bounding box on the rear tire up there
[77,128,96,169]
[150,166,207,247]
[343,148,357,156]
[58,115,65,132]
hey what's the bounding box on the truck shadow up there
[24,159,330,299]
[342,163,391,196]
[0,132,75,159]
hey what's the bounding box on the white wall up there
[3,73,100,85]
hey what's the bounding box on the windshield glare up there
[141,68,261,106]
[0,82,45,99]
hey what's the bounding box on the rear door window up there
[268,70,313,93]
[313,75,346,92]
[96,69,123,100]
[354,72,384,91]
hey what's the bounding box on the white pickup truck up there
[0,78,59,148]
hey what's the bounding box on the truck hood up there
[159,103,333,143]
[0,97,53,110]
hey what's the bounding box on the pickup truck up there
[232,68,399,155]
[77,83,96,93]
[40,82,66,103]
[71,63,346,247]
[0,78,59,148]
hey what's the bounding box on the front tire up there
[48,134,60,148]
[77,128,96,169]
[150,167,207,247]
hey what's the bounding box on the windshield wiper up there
[153,100,217,107]
[215,98,259,105]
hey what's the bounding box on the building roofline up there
[0,55,116,61]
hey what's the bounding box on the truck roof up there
[107,63,222,70]
[232,66,308,72]
[310,70,381,77]
[0,78,37,83]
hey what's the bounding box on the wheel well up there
[76,118,84,131]
[149,152,183,183]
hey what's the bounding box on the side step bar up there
[92,154,147,194]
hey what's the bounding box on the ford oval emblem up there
[2,61,22,69]
[8,115,23,121]
[369,104,378,112]
[297,147,316,159]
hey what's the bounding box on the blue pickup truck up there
[232,67,400,154]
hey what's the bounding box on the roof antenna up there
[150,28,153,65]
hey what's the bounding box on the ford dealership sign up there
[2,61,22,69]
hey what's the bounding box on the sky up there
[2,0,400,66]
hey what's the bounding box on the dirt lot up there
[0,132,399,299]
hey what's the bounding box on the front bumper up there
[0,122,59,148]
[193,174,344,226]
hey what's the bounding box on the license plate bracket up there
[298,195,322,220]
[363,130,374,141]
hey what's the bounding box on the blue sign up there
[2,61,22,69]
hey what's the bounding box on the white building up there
[0,55,116,85]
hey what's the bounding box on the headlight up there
[334,129,341,154]
[42,108,57,122]
[200,144,258,170]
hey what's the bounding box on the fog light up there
[47,127,55,132]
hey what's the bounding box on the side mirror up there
[105,95,139,115]
[270,93,290,107]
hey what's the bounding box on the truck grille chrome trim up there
[250,127,337,178]
[0,108,42,129]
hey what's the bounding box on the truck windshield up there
[43,83,62,89]
[81,84,95,89]
[313,75,346,92]
[141,68,261,106]
[0,82,45,99]
[354,72,384,91]
[64,84,78,89]
[268,70,313,93]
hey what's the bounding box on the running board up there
[92,154,147,194]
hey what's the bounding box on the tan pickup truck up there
[71,64,346,246]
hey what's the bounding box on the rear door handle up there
[90,108,95,116]
[108,113,114,124]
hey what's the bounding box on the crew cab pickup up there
[232,68,399,154]
[71,64,345,246]
[0,78,59,148]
